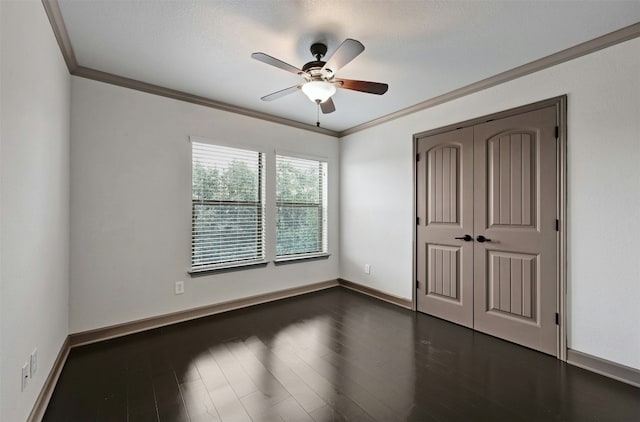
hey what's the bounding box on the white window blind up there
[276,155,328,258]
[192,142,265,270]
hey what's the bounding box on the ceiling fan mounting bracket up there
[310,43,328,60]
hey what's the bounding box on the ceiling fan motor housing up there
[302,43,330,75]
[302,60,327,73]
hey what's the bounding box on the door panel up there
[429,146,459,224]
[488,133,536,227]
[487,251,536,319]
[416,127,474,328]
[473,105,557,356]
[427,244,459,299]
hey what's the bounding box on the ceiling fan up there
[251,38,388,123]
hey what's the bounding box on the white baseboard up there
[27,279,340,420]
[69,279,339,347]
[27,337,70,422]
[338,278,412,309]
[567,348,640,388]
[28,283,639,422]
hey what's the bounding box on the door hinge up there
[556,219,559,231]
[555,312,559,325]
[416,153,420,162]
[416,280,420,289]
[555,126,559,139]
[416,217,420,225]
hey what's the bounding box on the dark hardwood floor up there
[44,287,639,421]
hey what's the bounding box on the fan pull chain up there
[316,100,321,127]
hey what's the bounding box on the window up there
[191,142,265,271]
[276,155,328,259]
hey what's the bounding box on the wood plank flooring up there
[43,287,639,421]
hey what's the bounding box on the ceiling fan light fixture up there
[301,81,336,103]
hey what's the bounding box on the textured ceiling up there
[57,0,640,132]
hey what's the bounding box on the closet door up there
[473,105,558,355]
[416,127,474,328]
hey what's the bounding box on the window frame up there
[274,153,329,262]
[189,139,267,273]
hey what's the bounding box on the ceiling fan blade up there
[335,78,388,95]
[251,52,302,75]
[320,97,336,114]
[322,39,364,74]
[260,85,300,101]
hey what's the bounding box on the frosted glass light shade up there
[301,81,336,103]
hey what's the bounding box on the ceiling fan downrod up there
[316,100,321,127]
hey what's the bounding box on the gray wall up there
[340,37,640,370]
[0,1,71,420]
[1,4,639,420]
[69,77,340,333]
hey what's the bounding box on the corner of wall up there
[1,1,72,420]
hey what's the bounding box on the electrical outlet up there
[175,281,184,295]
[364,264,371,275]
[21,362,30,391]
[30,349,38,377]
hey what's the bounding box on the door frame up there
[412,95,568,361]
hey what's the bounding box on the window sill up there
[274,253,331,265]
[189,259,268,276]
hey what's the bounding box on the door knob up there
[476,235,492,243]
[454,234,473,241]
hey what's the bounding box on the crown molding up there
[42,0,78,72]
[72,66,339,137]
[42,1,639,139]
[41,0,339,137]
[338,21,640,137]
